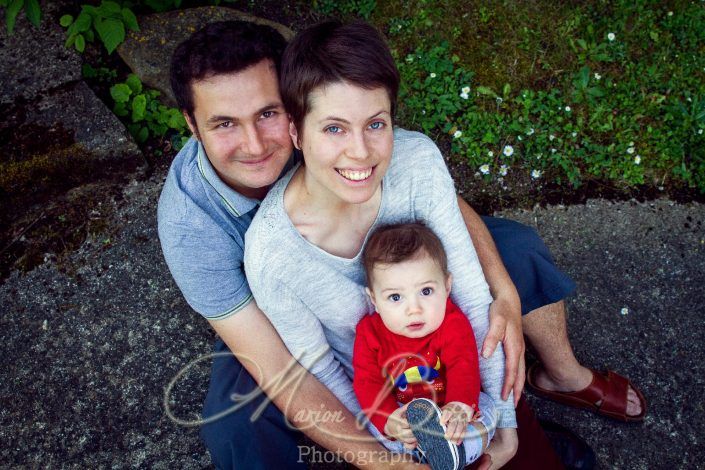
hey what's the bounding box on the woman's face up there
[290,81,393,206]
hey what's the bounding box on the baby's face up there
[366,251,451,338]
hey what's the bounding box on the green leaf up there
[99,0,122,16]
[84,29,94,42]
[137,126,149,143]
[502,83,511,98]
[6,0,24,35]
[75,33,85,53]
[74,12,91,32]
[576,38,587,50]
[476,86,497,97]
[114,101,128,117]
[131,94,147,122]
[110,83,132,103]
[121,7,138,31]
[125,74,142,94]
[167,109,186,129]
[24,0,40,27]
[95,17,125,54]
[59,14,73,27]
[649,31,659,42]
[65,33,76,48]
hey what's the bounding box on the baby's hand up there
[440,401,476,445]
[384,404,418,449]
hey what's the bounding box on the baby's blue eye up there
[421,287,433,296]
[389,293,401,302]
[325,125,341,134]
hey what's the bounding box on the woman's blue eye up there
[389,293,401,302]
[421,287,433,296]
[370,121,384,130]
[325,126,341,134]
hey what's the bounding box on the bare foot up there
[532,365,643,417]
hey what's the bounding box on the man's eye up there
[421,287,433,296]
[262,110,274,119]
[388,293,401,302]
[217,121,232,129]
[325,125,341,134]
[369,121,384,130]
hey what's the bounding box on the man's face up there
[185,59,293,199]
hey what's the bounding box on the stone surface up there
[117,6,295,107]
[0,3,82,105]
[26,81,142,166]
[1,168,704,467]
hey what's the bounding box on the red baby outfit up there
[353,298,480,435]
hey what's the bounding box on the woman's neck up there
[284,166,382,258]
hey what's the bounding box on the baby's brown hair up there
[362,222,448,286]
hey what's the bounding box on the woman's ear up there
[289,121,301,150]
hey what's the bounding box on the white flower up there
[503,145,514,157]
[668,11,673,16]
[628,141,634,146]
[496,97,503,103]
[430,72,436,78]
[620,307,629,315]
[627,146,635,154]
[488,150,494,157]
[699,129,703,135]
[421,110,426,115]
[460,92,469,100]
[594,72,602,80]
[549,134,555,141]
[518,135,523,141]
[453,130,462,139]
[531,169,542,179]
[499,164,508,176]
[527,128,535,135]
[479,164,490,175]
[572,132,577,137]
[607,32,616,41]
[565,106,571,112]
[461,86,471,94]
[634,155,641,164]
[551,148,557,153]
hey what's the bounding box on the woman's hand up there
[384,405,418,449]
[484,295,525,406]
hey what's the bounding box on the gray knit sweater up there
[244,128,516,444]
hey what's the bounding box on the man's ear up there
[289,120,301,150]
[365,287,377,309]
[184,112,200,140]
[445,273,453,297]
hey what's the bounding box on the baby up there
[353,222,498,470]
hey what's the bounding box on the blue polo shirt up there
[157,137,295,320]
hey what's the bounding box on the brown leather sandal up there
[526,362,647,422]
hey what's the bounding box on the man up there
[158,20,640,469]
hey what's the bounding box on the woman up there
[244,21,518,467]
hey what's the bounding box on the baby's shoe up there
[407,398,465,470]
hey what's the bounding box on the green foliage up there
[385,0,705,193]
[313,0,376,19]
[1,0,41,35]
[61,1,139,55]
[110,74,189,148]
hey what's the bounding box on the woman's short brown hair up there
[279,20,400,135]
[362,222,449,286]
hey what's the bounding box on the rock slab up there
[117,6,294,107]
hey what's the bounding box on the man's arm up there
[208,300,426,469]
[457,195,525,404]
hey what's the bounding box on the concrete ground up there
[2,169,704,468]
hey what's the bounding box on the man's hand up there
[384,405,417,449]
[484,296,525,406]
[440,401,475,445]
[485,427,518,470]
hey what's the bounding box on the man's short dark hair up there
[170,21,287,121]
[279,20,400,135]
[362,222,449,286]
